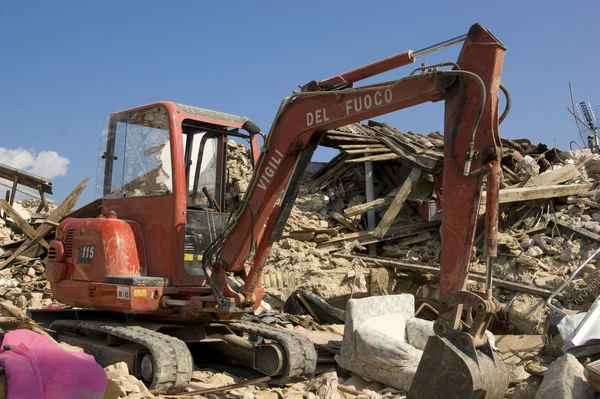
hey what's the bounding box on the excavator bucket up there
[408,328,509,399]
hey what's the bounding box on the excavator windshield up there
[98,104,173,199]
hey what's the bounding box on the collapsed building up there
[0,118,599,398]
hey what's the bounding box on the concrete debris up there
[534,353,597,399]
[1,127,599,399]
[240,128,600,329]
[224,140,254,211]
[507,295,548,335]
[509,377,542,399]
[517,155,540,177]
[306,370,345,399]
[105,362,155,398]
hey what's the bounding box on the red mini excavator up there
[33,23,509,398]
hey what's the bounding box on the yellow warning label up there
[133,289,147,297]
[184,253,203,261]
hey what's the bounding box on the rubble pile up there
[237,122,600,398]
[0,124,598,398]
[0,197,62,313]
[225,139,254,211]
[249,123,600,329]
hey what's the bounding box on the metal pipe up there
[546,246,600,314]
[312,33,466,91]
[316,51,415,90]
[485,257,494,301]
[412,34,467,58]
[161,296,189,308]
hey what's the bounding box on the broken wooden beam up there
[330,211,359,232]
[0,179,43,200]
[317,220,440,252]
[0,199,49,249]
[344,197,391,217]
[338,144,386,150]
[517,164,582,188]
[372,168,422,238]
[333,253,553,297]
[344,148,392,154]
[0,177,88,270]
[479,183,594,214]
[345,153,400,163]
[495,183,593,203]
[549,220,600,242]
[0,162,53,195]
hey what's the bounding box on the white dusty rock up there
[306,370,345,399]
[560,240,581,262]
[104,362,154,398]
[534,353,596,399]
[510,377,541,399]
[517,155,540,176]
[509,364,532,384]
[508,295,548,334]
[104,362,129,380]
[59,342,84,352]
[524,246,544,258]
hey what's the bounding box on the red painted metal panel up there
[219,74,450,278]
[439,24,506,298]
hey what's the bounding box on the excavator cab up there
[47,101,263,314]
[96,101,262,280]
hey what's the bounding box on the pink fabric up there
[0,329,107,399]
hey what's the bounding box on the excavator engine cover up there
[408,334,508,399]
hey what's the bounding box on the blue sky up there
[1,0,599,206]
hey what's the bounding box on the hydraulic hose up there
[499,83,511,125]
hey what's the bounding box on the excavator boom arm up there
[211,23,506,317]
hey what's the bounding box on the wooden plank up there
[381,232,432,257]
[522,164,581,187]
[480,184,593,211]
[0,180,42,200]
[330,211,359,232]
[346,153,400,163]
[9,176,18,206]
[372,168,422,238]
[36,185,49,213]
[334,253,553,297]
[344,197,391,217]
[0,163,53,194]
[283,231,315,241]
[327,135,379,143]
[0,177,88,270]
[344,148,391,154]
[0,200,49,249]
[343,182,406,217]
[338,144,386,149]
[550,220,600,242]
[327,130,372,138]
[501,165,520,182]
[316,221,440,252]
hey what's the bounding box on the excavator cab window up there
[183,128,222,210]
[182,121,249,275]
[99,105,173,199]
[181,121,256,275]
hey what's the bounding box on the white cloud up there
[0,147,70,179]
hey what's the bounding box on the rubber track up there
[50,320,193,394]
[228,320,317,384]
